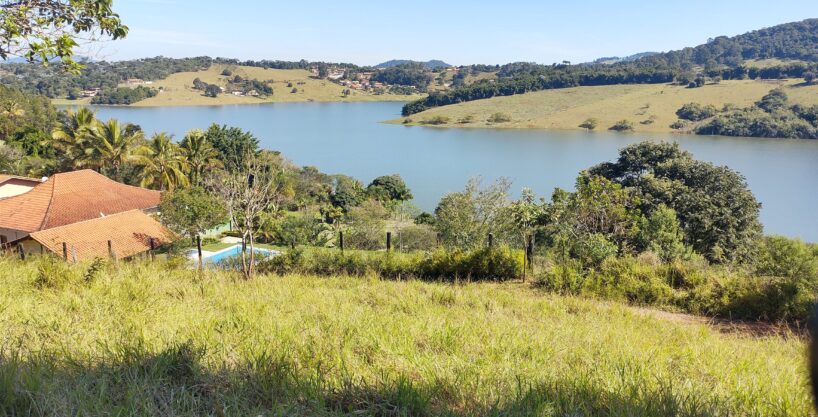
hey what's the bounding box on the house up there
[0,170,171,260]
[125,78,145,85]
[0,174,42,199]
[81,88,100,98]
[247,90,260,97]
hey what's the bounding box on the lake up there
[89,102,818,242]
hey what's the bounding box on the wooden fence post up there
[108,240,115,261]
[17,243,25,261]
[339,231,344,254]
[386,232,392,252]
[196,235,203,271]
[149,238,156,262]
[62,242,68,260]
[527,234,535,275]
[488,233,494,249]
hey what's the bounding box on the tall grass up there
[0,255,811,416]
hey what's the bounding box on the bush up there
[487,113,512,123]
[608,120,634,132]
[258,246,522,282]
[396,225,438,252]
[421,116,450,125]
[669,120,688,130]
[579,118,599,130]
[676,103,718,121]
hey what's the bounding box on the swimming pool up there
[191,244,279,266]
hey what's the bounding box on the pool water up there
[196,245,279,265]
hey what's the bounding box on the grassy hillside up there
[391,79,818,132]
[0,256,809,416]
[55,65,423,107]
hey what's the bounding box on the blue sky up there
[98,0,816,65]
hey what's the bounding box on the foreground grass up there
[390,78,818,133]
[0,256,811,416]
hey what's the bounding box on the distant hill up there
[592,52,660,65]
[375,60,451,70]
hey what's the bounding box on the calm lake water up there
[90,102,818,242]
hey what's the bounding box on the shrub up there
[396,225,438,252]
[458,115,475,124]
[676,103,718,121]
[669,120,688,130]
[608,120,634,132]
[578,118,598,130]
[487,113,511,124]
[421,116,450,125]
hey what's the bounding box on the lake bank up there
[87,101,818,242]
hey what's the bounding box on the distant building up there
[125,78,145,85]
[247,90,260,97]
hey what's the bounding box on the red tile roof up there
[29,210,174,262]
[0,170,160,233]
[0,174,40,185]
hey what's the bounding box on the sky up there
[93,0,816,66]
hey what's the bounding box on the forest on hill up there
[402,18,818,115]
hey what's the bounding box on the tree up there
[589,141,761,262]
[637,205,687,262]
[508,188,546,277]
[756,89,788,113]
[330,175,366,212]
[135,133,189,191]
[579,118,598,130]
[208,153,292,278]
[204,84,221,98]
[203,124,259,172]
[367,174,413,204]
[804,72,815,84]
[159,187,226,240]
[609,120,634,132]
[317,63,329,79]
[676,103,718,121]
[180,129,223,187]
[91,118,144,178]
[434,178,513,250]
[0,0,128,71]
[51,107,97,170]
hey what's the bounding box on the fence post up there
[386,232,392,252]
[108,240,115,261]
[17,243,25,261]
[527,234,535,276]
[149,238,156,262]
[71,245,77,264]
[488,233,494,249]
[196,235,203,271]
[339,231,344,254]
[62,242,68,260]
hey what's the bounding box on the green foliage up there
[755,236,818,279]
[421,116,450,125]
[487,112,512,123]
[578,118,599,130]
[434,178,514,250]
[203,124,260,172]
[696,92,818,139]
[91,86,157,105]
[676,103,718,121]
[637,206,687,262]
[366,174,413,203]
[159,187,226,238]
[608,120,634,131]
[370,63,432,89]
[589,141,762,263]
[330,175,366,212]
[0,0,129,71]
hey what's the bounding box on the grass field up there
[54,65,423,107]
[0,256,811,416]
[390,79,818,133]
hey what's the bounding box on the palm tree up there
[51,107,98,170]
[91,119,145,177]
[136,133,190,191]
[180,129,223,186]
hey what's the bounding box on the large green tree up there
[91,118,144,178]
[135,133,189,191]
[180,129,223,187]
[203,124,259,172]
[589,141,762,262]
[0,0,128,71]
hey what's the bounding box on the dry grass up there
[53,65,423,107]
[0,256,811,416]
[391,79,818,132]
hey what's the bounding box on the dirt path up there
[632,306,798,338]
